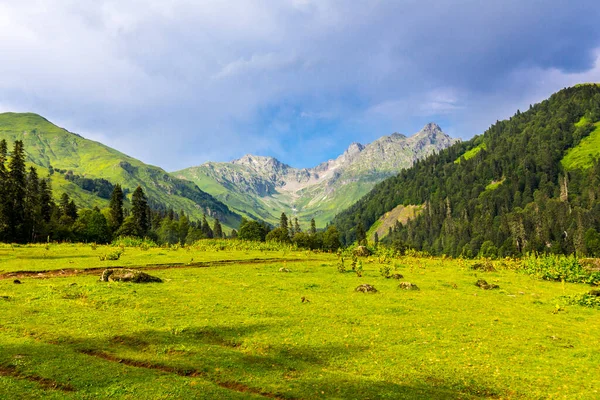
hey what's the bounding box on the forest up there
[333,85,600,257]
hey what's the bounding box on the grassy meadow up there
[1,242,599,399]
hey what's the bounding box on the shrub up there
[522,254,600,285]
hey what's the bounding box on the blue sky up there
[0,0,600,171]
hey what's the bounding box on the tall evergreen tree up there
[280,212,289,236]
[310,218,317,235]
[39,178,53,223]
[0,139,8,240]
[294,218,301,234]
[201,214,214,238]
[131,186,149,236]
[108,184,124,231]
[178,210,190,244]
[356,222,367,246]
[24,167,41,241]
[8,140,27,241]
[213,218,223,239]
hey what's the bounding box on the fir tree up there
[213,218,223,239]
[178,210,190,244]
[131,186,149,236]
[201,214,214,238]
[310,218,317,235]
[24,167,41,241]
[280,212,289,236]
[108,184,124,231]
[39,178,53,224]
[294,218,301,234]
[8,140,27,241]
[356,222,366,246]
[0,139,8,240]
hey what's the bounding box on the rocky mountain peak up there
[344,142,365,157]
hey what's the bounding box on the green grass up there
[484,178,504,192]
[1,244,599,398]
[561,118,600,170]
[0,113,240,230]
[455,143,487,164]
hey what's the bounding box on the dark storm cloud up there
[0,1,598,170]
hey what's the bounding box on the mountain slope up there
[175,123,457,227]
[0,113,241,229]
[332,84,600,256]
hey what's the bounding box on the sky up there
[0,0,600,171]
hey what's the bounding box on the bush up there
[522,254,600,285]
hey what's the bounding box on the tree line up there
[235,212,341,251]
[0,139,230,244]
[0,138,341,251]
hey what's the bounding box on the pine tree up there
[230,229,238,239]
[109,184,124,231]
[0,139,7,240]
[201,214,214,238]
[294,218,301,234]
[178,210,189,244]
[213,218,223,239]
[24,167,41,241]
[39,178,53,223]
[356,222,366,246]
[131,186,149,236]
[66,200,78,221]
[310,218,317,235]
[8,140,27,241]
[60,193,71,217]
[280,212,289,236]
[374,232,379,247]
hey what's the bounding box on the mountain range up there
[175,123,458,227]
[0,114,457,231]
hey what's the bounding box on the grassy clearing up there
[561,120,600,170]
[0,245,599,399]
[455,143,487,164]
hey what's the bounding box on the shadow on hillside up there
[48,323,503,399]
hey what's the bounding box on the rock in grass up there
[390,273,404,280]
[355,284,378,293]
[352,246,372,257]
[279,267,291,273]
[475,279,499,290]
[13,279,21,284]
[398,282,419,291]
[100,269,162,283]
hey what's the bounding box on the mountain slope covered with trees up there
[333,84,600,257]
[0,113,241,229]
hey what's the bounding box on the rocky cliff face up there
[175,123,458,226]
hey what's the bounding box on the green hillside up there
[0,113,241,229]
[333,84,600,257]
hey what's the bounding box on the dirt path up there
[0,258,308,280]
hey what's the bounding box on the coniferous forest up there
[332,85,600,257]
[0,139,233,245]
